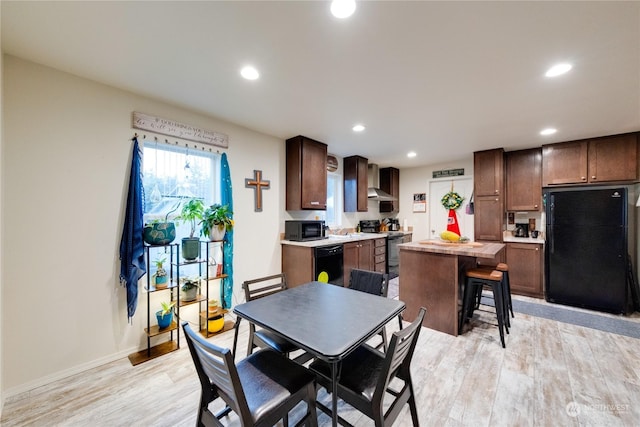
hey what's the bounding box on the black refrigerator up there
[544,186,632,314]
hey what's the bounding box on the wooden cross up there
[245,170,270,212]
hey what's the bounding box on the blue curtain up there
[221,153,234,308]
[119,137,146,321]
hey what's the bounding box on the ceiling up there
[2,1,639,168]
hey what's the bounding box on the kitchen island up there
[399,240,505,336]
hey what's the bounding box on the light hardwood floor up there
[3,297,640,426]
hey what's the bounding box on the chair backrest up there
[375,307,426,399]
[243,273,288,302]
[349,268,388,297]
[182,322,252,423]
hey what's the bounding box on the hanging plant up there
[441,191,464,210]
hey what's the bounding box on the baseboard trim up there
[3,346,139,401]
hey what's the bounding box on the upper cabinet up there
[286,135,327,210]
[474,148,504,196]
[506,148,542,211]
[542,133,639,186]
[379,167,400,213]
[474,148,505,241]
[344,155,368,212]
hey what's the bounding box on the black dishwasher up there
[315,245,344,286]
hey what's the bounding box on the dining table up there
[233,281,406,427]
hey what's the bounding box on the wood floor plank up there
[3,297,640,426]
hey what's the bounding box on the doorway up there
[428,177,474,240]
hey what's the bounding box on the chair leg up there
[459,278,476,334]
[397,313,404,330]
[491,283,506,348]
[232,317,242,359]
[407,380,420,427]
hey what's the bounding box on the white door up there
[428,177,474,240]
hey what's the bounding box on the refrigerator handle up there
[549,194,554,254]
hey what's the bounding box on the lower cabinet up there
[373,238,386,273]
[343,240,373,285]
[281,245,315,287]
[506,242,543,298]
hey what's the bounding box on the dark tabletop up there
[234,281,405,361]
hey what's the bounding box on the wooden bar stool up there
[460,268,507,348]
[476,262,514,328]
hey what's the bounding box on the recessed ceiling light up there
[545,63,572,77]
[331,0,356,18]
[540,128,557,136]
[407,151,417,158]
[352,124,365,132]
[240,66,260,80]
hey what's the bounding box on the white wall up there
[2,55,284,396]
[397,158,474,241]
[0,6,4,414]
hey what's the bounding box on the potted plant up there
[201,204,234,241]
[143,202,179,245]
[181,277,200,302]
[178,198,204,260]
[152,255,168,288]
[156,301,175,329]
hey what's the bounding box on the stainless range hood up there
[368,164,396,201]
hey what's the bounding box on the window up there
[142,141,220,230]
[326,172,342,227]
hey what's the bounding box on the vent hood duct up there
[368,164,396,201]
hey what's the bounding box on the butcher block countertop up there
[399,240,505,259]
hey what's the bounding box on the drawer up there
[374,246,386,256]
[375,238,386,247]
[374,254,386,264]
[375,262,386,273]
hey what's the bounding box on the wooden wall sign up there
[132,112,229,148]
[245,170,270,212]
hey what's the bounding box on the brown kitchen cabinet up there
[474,149,504,241]
[506,148,542,211]
[506,242,543,298]
[286,135,328,210]
[344,155,368,212]
[373,238,386,273]
[343,239,373,285]
[379,167,400,213]
[281,245,315,287]
[474,148,504,197]
[542,133,638,186]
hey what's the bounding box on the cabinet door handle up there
[310,201,320,205]
[592,175,596,179]
[534,204,538,208]
[535,247,539,251]
[581,176,586,181]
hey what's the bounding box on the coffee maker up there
[514,223,529,237]
[388,218,400,231]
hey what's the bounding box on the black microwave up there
[285,220,326,241]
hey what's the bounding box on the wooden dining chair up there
[182,322,318,427]
[348,268,393,351]
[309,307,426,427]
[234,273,301,358]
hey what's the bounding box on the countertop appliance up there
[285,220,326,241]
[514,223,529,237]
[388,218,400,231]
[544,186,635,314]
[359,220,381,233]
[315,245,343,286]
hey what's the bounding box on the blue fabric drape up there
[119,137,146,321]
[221,153,234,309]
